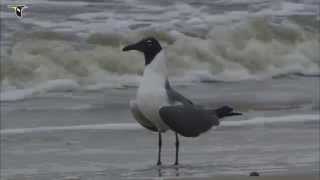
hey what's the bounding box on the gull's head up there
[123,37,162,65]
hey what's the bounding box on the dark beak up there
[122,43,139,51]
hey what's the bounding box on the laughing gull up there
[123,37,242,165]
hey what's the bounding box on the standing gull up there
[123,37,241,165]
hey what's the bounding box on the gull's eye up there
[145,40,153,45]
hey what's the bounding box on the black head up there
[122,37,162,65]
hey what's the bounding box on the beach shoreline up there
[1,79,319,180]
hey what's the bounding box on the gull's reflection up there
[174,165,180,177]
[157,166,162,177]
[156,165,180,177]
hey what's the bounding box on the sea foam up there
[1,0,319,100]
[1,114,318,135]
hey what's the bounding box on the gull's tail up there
[213,106,242,119]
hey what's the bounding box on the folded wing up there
[159,105,220,137]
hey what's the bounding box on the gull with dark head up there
[123,37,242,165]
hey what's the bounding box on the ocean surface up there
[0,0,319,179]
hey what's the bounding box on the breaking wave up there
[1,13,319,100]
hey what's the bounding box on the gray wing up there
[159,105,220,137]
[130,100,157,132]
[165,79,193,105]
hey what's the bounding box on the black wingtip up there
[215,106,242,118]
[229,112,242,116]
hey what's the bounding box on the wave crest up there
[1,17,319,94]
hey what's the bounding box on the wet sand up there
[165,174,319,180]
[1,78,319,180]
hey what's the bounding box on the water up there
[0,0,319,179]
[1,77,319,179]
[1,0,319,97]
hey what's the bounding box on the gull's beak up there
[122,42,139,52]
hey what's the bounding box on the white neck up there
[144,50,168,78]
[139,50,168,91]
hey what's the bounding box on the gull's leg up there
[174,132,179,165]
[157,132,162,166]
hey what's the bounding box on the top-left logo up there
[8,5,28,18]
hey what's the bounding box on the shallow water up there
[1,77,319,179]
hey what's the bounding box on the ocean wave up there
[1,16,319,98]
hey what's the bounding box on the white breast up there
[136,51,170,132]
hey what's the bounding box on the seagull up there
[123,37,242,165]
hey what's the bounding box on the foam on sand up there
[0,123,141,135]
[222,114,319,127]
[1,114,318,135]
[0,79,80,102]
